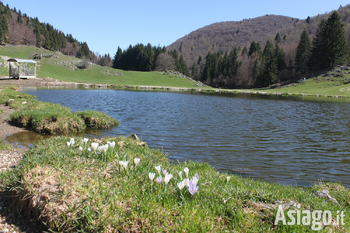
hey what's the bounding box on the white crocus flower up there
[162,169,167,175]
[91,142,99,152]
[226,176,231,183]
[82,138,89,144]
[134,158,140,166]
[66,141,71,147]
[178,171,183,180]
[149,172,155,182]
[155,165,161,176]
[184,178,190,187]
[109,141,116,148]
[177,180,186,190]
[184,167,189,178]
[164,173,173,186]
[70,138,75,145]
[79,146,83,151]
[119,161,128,170]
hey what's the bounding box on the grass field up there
[0,46,206,88]
[0,136,348,232]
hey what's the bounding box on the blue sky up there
[2,0,349,56]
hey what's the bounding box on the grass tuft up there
[75,110,119,129]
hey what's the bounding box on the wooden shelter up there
[7,58,37,79]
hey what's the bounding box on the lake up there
[14,88,350,187]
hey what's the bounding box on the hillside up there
[0,46,204,88]
[167,4,350,67]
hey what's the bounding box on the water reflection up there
[17,88,350,187]
[6,131,50,148]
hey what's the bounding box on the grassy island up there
[0,136,349,232]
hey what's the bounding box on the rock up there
[315,189,338,204]
[130,134,140,140]
[249,200,300,211]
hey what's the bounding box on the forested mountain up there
[167,5,350,68]
[0,2,111,66]
[166,4,350,88]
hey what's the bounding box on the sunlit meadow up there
[2,136,349,232]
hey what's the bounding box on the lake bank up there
[2,76,350,99]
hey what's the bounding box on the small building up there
[7,58,37,79]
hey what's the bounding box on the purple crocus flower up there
[156,176,162,185]
[188,180,199,196]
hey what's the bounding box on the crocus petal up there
[184,167,189,178]
[91,142,99,151]
[188,180,199,196]
[156,176,162,185]
[155,165,161,175]
[149,172,155,181]
[178,171,183,180]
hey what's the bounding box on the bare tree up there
[154,53,176,71]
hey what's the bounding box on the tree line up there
[112,44,190,76]
[295,11,349,73]
[194,11,349,88]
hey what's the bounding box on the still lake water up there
[17,88,350,187]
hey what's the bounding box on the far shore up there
[1,76,350,99]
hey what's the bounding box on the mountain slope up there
[167,4,350,67]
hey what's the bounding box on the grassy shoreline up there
[0,136,349,232]
[0,85,119,135]
[2,45,350,99]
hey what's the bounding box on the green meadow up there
[0,46,205,88]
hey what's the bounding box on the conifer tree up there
[248,41,261,57]
[321,11,349,68]
[309,19,326,70]
[295,29,311,74]
[261,40,277,86]
[274,33,281,43]
[179,55,190,76]
[0,14,8,43]
[310,12,349,70]
[17,9,23,24]
[77,42,90,58]
[275,43,286,72]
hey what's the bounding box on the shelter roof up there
[7,58,37,64]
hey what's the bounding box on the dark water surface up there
[17,88,350,187]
